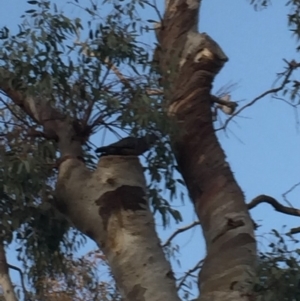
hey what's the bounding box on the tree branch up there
[177,259,203,291]
[78,40,163,98]
[162,221,201,247]
[217,60,300,131]
[282,182,300,207]
[102,57,162,96]
[7,264,28,300]
[0,96,31,128]
[0,72,84,158]
[247,194,300,217]
[0,243,19,301]
[0,75,63,127]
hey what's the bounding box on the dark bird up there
[95,134,158,156]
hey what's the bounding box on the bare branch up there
[146,0,163,22]
[0,72,84,158]
[103,58,163,96]
[0,97,31,128]
[26,128,58,141]
[272,96,298,108]
[0,77,63,126]
[272,96,300,128]
[7,264,28,300]
[217,60,300,131]
[282,182,300,206]
[177,259,203,291]
[78,40,164,98]
[247,194,300,217]
[104,58,133,91]
[162,221,201,247]
[83,68,111,129]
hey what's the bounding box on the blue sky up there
[1,0,300,298]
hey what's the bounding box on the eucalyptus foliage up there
[0,0,180,296]
[1,0,300,299]
[255,231,300,301]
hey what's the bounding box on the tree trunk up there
[0,83,180,301]
[0,243,18,301]
[55,156,181,301]
[156,1,257,300]
[0,1,257,300]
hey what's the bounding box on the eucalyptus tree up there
[1,1,300,301]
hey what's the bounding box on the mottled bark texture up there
[0,243,18,301]
[55,156,180,301]
[155,1,257,300]
[0,79,180,301]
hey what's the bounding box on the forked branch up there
[7,264,28,300]
[177,259,203,291]
[217,60,300,130]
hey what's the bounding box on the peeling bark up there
[0,243,18,301]
[157,1,257,300]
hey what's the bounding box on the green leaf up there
[25,9,36,13]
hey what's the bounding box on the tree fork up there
[0,75,180,301]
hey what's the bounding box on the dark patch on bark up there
[212,219,246,244]
[166,270,175,280]
[106,178,115,185]
[230,281,238,290]
[96,185,147,230]
[227,218,245,228]
[51,197,68,216]
[127,284,146,301]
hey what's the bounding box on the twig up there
[0,243,19,301]
[76,39,163,97]
[272,96,298,108]
[104,58,163,95]
[0,97,31,128]
[26,128,58,140]
[82,68,111,129]
[162,221,201,247]
[145,0,163,22]
[247,194,300,217]
[177,259,203,291]
[104,58,133,90]
[7,264,29,300]
[217,60,300,131]
[282,182,300,207]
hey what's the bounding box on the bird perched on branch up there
[95,134,158,156]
